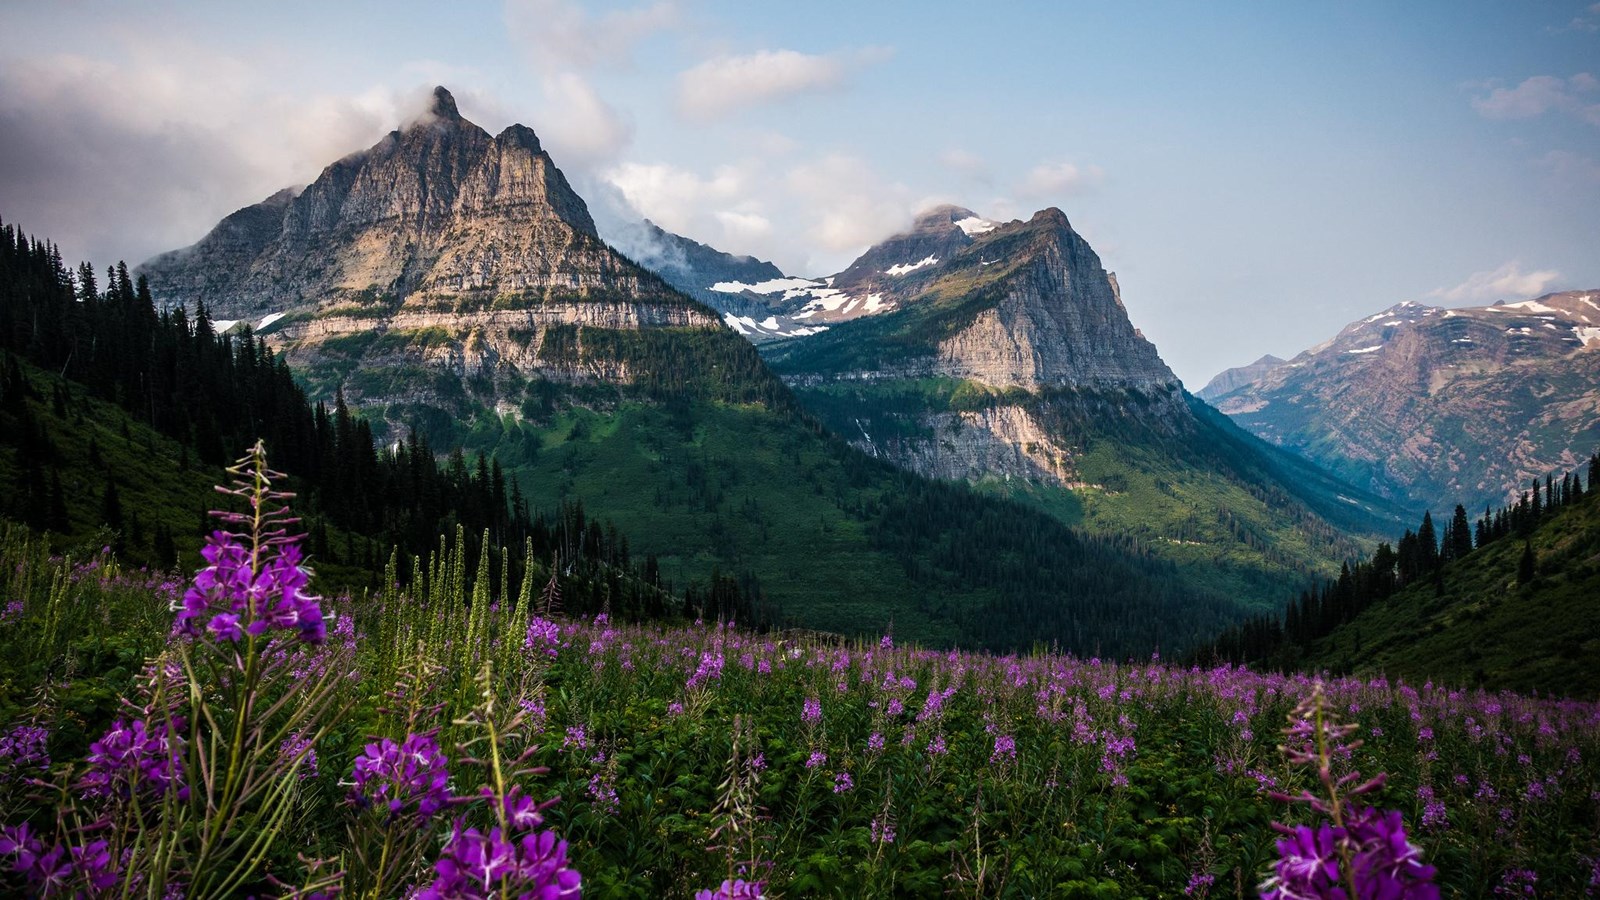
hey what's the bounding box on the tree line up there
[0,217,777,628]
[1191,452,1600,666]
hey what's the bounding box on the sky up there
[1,1,1598,386]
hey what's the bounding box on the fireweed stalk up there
[0,442,351,898]
[172,442,350,898]
[1260,682,1439,900]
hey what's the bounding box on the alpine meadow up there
[1,2,1599,897]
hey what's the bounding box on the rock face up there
[137,87,722,427]
[140,87,662,321]
[765,206,1192,486]
[1202,292,1600,510]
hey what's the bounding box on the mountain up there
[1197,354,1285,401]
[130,90,1248,656]
[1201,292,1600,512]
[763,207,1406,607]
[635,206,1005,342]
[607,219,786,317]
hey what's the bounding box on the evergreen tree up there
[1449,504,1472,561]
[1517,541,1535,586]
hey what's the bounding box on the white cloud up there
[503,0,678,72]
[1429,261,1562,304]
[599,152,920,275]
[535,73,633,165]
[1471,73,1600,125]
[675,47,892,121]
[1019,160,1106,196]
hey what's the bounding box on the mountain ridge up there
[1201,291,1600,511]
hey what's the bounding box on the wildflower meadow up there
[1,444,1597,897]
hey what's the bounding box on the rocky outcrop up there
[1205,292,1600,509]
[859,404,1078,484]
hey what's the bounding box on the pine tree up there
[1517,541,1536,586]
[1449,504,1472,560]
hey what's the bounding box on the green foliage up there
[2,532,1595,896]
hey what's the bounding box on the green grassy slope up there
[1303,491,1600,696]
[763,368,1404,613]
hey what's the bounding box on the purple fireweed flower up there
[562,726,588,752]
[416,822,581,899]
[870,816,896,845]
[867,732,885,754]
[802,697,821,728]
[0,724,49,779]
[80,717,187,802]
[1494,868,1537,896]
[805,750,827,769]
[70,839,118,891]
[1185,871,1215,896]
[833,771,854,793]
[991,734,1017,765]
[0,599,23,625]
[176,531,325,645]
[281,732,318,781]
[524,617,561,659]
[349,732,450,819]
[696,879,765,900]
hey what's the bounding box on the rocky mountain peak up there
[911,204,981,232]
[427,85,460,120]
[139,87,616,317]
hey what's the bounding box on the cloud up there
[675,47,892,121]
[1429,261,1562,304]
[0,43,423,267]
[1567,2,1600,31]
[1471,73,1600,125]
[598,152,920,275]
[1019,160,1107,196]
[939,148,991,182]
[503,0,678,73]
[535,73,633,165]
[1534,149,1600,185]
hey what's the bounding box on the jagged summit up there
[138,87,617,318]
[428,85,460,120]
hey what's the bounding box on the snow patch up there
[1497,299,1560,314]
[212,319,239,332]
[955,217,997,236]
[885,255,938,276]
[1574,326,1600,345]
[862,293,887,313]
[257,312,285,330]
[1345,345,1383,354]
[711,276,821,294]
[1450,338,1475,344]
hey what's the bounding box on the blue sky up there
[2,0,1597,384]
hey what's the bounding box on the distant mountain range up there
[133,85,1404,649]
[1199,292,1600,512]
